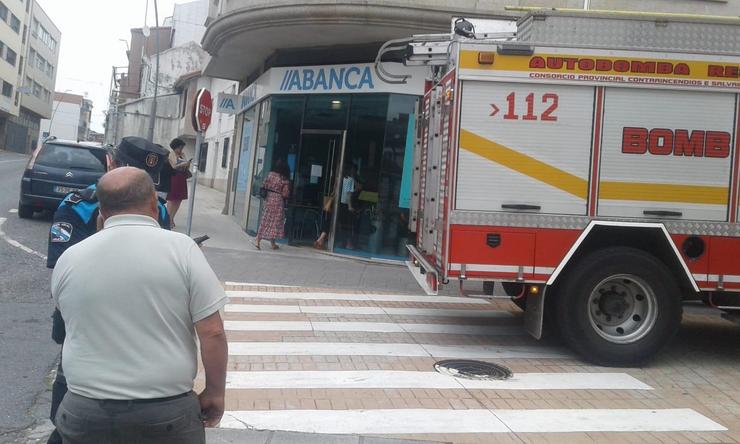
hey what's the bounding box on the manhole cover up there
[434,359,513,381]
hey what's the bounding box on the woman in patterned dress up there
[254,159,290,250]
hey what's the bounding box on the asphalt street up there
[0,150,58,441]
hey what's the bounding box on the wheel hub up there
[587,275,658,344]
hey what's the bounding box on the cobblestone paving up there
[197,283,740,444]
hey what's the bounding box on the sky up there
[36,0,192,133]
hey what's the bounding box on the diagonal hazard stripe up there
[599,181,728,205]
[460,129,588,199]
[459,129,729,205]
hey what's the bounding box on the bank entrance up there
[240,93,417,261]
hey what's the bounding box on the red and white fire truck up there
[380,10,740,365]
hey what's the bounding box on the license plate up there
[55,186,80,195]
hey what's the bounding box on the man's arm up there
[195,311,227,427]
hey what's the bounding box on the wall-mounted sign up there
[237,62,428,114]
[217,93,239,114]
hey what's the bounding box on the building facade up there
[38,92,93,144]
[0,0,61,153]
[201,0,740,260]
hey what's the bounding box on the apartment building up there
[0,0,59,153]
[38,92,92,143]
[0,0,27,151]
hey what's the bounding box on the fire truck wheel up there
[556,247,682,367]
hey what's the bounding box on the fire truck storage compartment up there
[457,81,595,215]
[449,226,536,279]
[597,88,736,221]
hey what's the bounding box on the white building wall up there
[170,0,208,47]
[38,101,81,143]
[201,77,237,192]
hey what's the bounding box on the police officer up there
[46,136,172,444]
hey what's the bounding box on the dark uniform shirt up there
[47,184,171,268]
[47,184,171,343]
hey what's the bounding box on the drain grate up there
[434,359,513,381]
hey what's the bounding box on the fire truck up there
[377,10,740,365]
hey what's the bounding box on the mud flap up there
[524,287,546,340]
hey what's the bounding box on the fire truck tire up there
[556,247,682,366]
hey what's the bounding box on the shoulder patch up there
[65,193,83,204]
[50,222,73,243]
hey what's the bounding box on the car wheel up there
[18,202,34,219]
[556,247,682,367]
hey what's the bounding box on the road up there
[0,150,58,442]
[1,148,740,444]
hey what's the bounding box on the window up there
[50,37,56,52]
[36,53,44,70]
[10,14,19,33]
[221,137,230,168]
[2,81,13,98]
[17,55,21,73]
[43,88,50,102]
[29,48,35,64]
[198,143,208,172]
[5,47,15,66]
[32,81,40,98]
[0,3,7,22]
[35,144,107,172]
[22,24,25,43]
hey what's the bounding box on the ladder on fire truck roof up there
[374,9,740,85]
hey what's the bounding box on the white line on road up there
[225,304,513,318]
[0,217,47,260]
[224,320,523,336]
[228,342,569,359]
[8,209,17,213]
[225,282,304,288]
[227,290,491,305]
[220,408,725,434]
[225,370,652,390]
[0,159,28,164]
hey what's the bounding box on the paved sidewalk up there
[176,183,426,293]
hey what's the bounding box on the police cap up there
[112,136,169,187]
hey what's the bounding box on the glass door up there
[288,131,344,245]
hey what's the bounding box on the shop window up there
[262,96,304,180]
[221,137,229,168]
[302,95,349,130]
[198,142,208,172]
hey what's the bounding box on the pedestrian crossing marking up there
[224,320,524,335]
[227,290,491,304]
[228,342,570,359]
[225,304,514,318]
[225,370,652,390]
[219,408,726,434]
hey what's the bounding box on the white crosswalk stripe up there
[228,341,571,359]
[226,370,653,390]
[220,409,726,434]
[224,320,524,335]
[217,285,727,439]
[227,290,491,304]
[225,304,514,318]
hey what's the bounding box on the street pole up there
[186,133,202,236]
[146,0,160,142]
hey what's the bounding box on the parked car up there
[18,138,108,218]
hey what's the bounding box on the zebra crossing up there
[214,283,728,442]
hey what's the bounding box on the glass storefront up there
[241,92,417,260]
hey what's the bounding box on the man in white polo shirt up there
[51,167,228,443]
